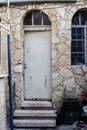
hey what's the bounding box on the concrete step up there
[21,101,52,109]
[14,119,56,128]
[14,128,55,130]
[14,109,56,118]
[14,101,57,128]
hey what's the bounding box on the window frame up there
[71,10,87,65]
[24,10,51,26]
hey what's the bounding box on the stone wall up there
[0,76,6,130]
[0,0,87,111]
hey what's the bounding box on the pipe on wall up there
[7,34,14,130]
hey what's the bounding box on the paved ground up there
[7,124,87,130]
[7,120,87,130]
[7,126,73,130]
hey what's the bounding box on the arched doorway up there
[23,10,52,100]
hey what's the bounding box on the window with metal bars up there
[24,10,51,26]
[71,10,87,65]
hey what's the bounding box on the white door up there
[24,30,51,100]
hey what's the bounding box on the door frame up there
[23,25,52,101]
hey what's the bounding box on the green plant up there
[80,82,87,91]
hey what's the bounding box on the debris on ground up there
[71,121,86,130]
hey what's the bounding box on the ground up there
[7,123,87,130]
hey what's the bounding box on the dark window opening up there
[24,10,51,26]
[71,10,87,65]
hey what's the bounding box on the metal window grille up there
[71,26,86,65]
[71,10,87,65]
[24,10,51,26]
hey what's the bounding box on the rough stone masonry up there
[0,0,87,114]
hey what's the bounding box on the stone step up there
[14,109,57,118]
[21,101,52,109]
[14,128,55,130]
[14,119,56,128]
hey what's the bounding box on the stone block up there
[14,64,23,73]
[14,119,56,128]
[14,109,56,118]
[22,101,52,108]
[59,68,73,80]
